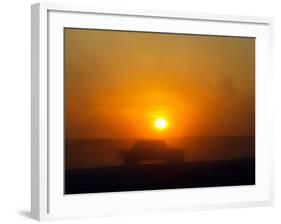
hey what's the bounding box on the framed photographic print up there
[31,2,274,221]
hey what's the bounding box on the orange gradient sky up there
[64,29,255,139]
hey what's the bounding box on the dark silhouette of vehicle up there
[121,140,184,166]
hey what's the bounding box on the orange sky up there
[64,28,255,139]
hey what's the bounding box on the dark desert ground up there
[65,136,255,194]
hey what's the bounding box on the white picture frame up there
[31,2,274,221]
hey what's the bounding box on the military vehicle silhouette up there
[121,140,184,166]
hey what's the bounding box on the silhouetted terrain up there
[65,136,254,194]
[65,159,255,194]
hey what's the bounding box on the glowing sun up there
[154,118,168,130]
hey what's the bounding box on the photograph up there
[64,28,255,194]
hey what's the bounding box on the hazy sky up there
[64,28,255,139]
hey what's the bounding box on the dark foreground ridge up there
[65,159,255,194]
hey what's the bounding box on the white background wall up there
[0,0,280,223]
